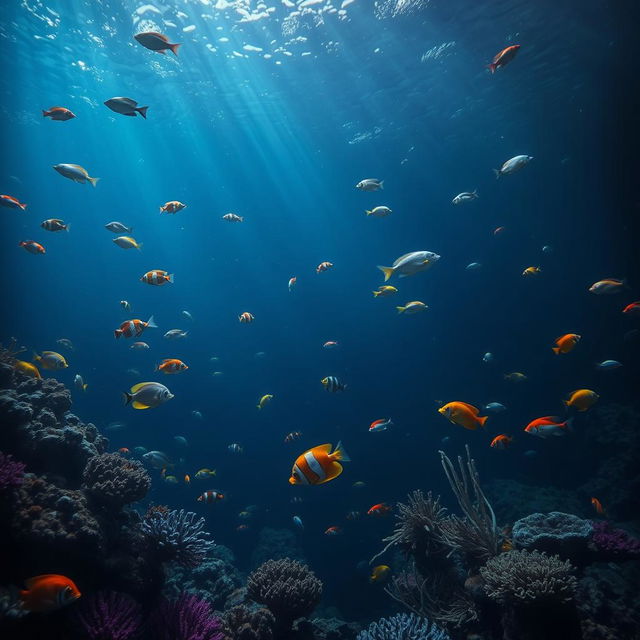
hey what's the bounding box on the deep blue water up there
[1,0,638,620]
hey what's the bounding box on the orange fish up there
[591,497,605,515]
[159,201,186,214]
[289,442,350,485]
[522,266,542,277]
[524,416,571,438]
[552,333,581,355]
[623,301,640,315]
[1,194,27,210]
[141,270,174,285]
[565,389,599,412]
[438,402,488,431]
[184,474,191,484]
[239,312,254,323]
[237,524,249,531]
[490,434,513,450]
[367,503,392,516]
[19,240,45,255]
[114,316,156,339]
[118,447,130,455]
[487,44,520,73]
[42,106,76,121]
[325,526,342,536]
[589,278,626,295]
[316,261,333,273]
[155,358,188,374]
[20,574,81,612]
[198,490,224,503]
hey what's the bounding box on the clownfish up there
[289,442,350,486]
[198,490,224,503]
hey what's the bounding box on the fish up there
[622,301,640,315]
[466,262,482,270]
[164,475,179,485]
[228,443,243,454]
[106,222,133,234]
[56,338,74,350]
[483,352,494,363]
[130,342,149,350]
[366,206,392,217]
[159,201,186,214]
[325,526,342,536]
[42,107,76,121]
[115,316,156,339]
[321,376,346,392]
[142,450,172,469]
[113,236,142,250]
[19,240,45,254]
[552,333,581,355]
[589,279,627,295]
[192,410,203,420]
[195,469,217,480]
[238,511,252,520]
[1,194,27,210]
[377,250,440,282]
[212,371,224,377]
[438,401,488,431]
[522,266,542,276]
[490,434,513,450]
[127,369,141,376]
[323,341,339,349]
[53,163,99,186]
[257,394,274,410]
[591,497,605,516]
[494,155,533,178]
[182,310,193,321]
[141,270,174,285]
[293,515,304,530]
[239,312,255,324]
[288,277,297,292]
[524,416,572,438]
[352,481,366,489]
[105,421,126,432]
[369,565,391,583]
[524,450,537,458]
[396,301,428,314]
[104,97,149,119]
[289,441,350,485]
[285,431,302,443]
[20,575,81,612]
[184,474,190,484]
[542,245,553,253]
[134,31,181,56]
[316,261,333,273]
[494,226,506,235]
[564,389,599,412]
[291,496,303,504]
[355,178,383,191]
[118,447,130,455]
[164,329,188,340]
[441,436,451,445]
[41,218,69,232]
[484,402,507,413]
[487,44,521,73]
[156,359,188,374]
[373,286,397,297]
[367,503,392,516]
[198,490,224,503]
[369,418,393,433]
[120,301,132,311]
[596,360,622,371]
[14,360,41,379]
[123,382,174,410]
[222,213,243,222]
[33,351,68,370]
[237,524,249,532]
[452,190,478,205]
[74,374,88,391]
[255,352,266,358]
[346,510,361,520]
[504,372,528,382]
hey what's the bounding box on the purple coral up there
[76,591,143,640]
[152,594,224,640]
[0,450,25,492]
[591,521,640,557]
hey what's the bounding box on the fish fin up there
[83,384,88,391]
[333,440,350,462]
[123,112,136,117]
[473,189,478,197]
[114,330,122,339]
[146,315,157,329]
[88,176,100,188]
[136,242,143,250]
[396,306,405,313]
[552,347,560,354]
[379,180,384,189]
[322,462,343,482]
[478,416,488,427]
[169,43,181,56]
[137,106,149,119]
[493,168,501,179]
[377,265,394,282]
[373,291,380,297]
[65,223,70,232]
[132,401,151,409]
[487,63,497,73]
[24,575,59,589]
[365,210,372,216]
[32,352,41,362]
[42,110,48,117]
[257,404,261,409]
[167,273,174,283]
[314,444,333,455]
[130,382,151,393]
[123,392,132,405]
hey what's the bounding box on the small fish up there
[396,301,428,314]
[118,447,130,455]
[493,226,506,235]
[56,338,74,350]
[291,496,303,504]
[289,441,350,485]
[106,222,133,234]
[504,372,528,382]
[438,402,487,431]
[105,421,126,432]
[142,450,171,469]
[74,374,88,391]
[369,565,391,583]
[134,31,181,56]
[237,524,249,531]
[293,515,304,530]
[494,155,532,178]
[255,351,266,358]
[127,368,141,377]
[596,360,622,371]
[487,44,521,73]
[195,469,217,480]
[104,97,148,119]
[591,497,605,516]
[321,376,346,392]
[288,277,297,292]
[239,312,254,323]
[173,436,188,447]
[14,360,41,379]
[141,270,174,285]
[198,490,224,503]
[41,218,69,232]
[238,511,251,520]
[373,286,397,297]
[164,475,179,485]
[257,394,273,410]
[522,266,542,276]
[123,382,174,410]
[156,359,188,374]
[524,416,572,439]
[113,236,142,250]
[228,443,243,454]
[552,333,581,355]
[368,503,392,516]
[323,341,339,349]
[352,481,366,489]
[452,190,478,205]
[159,201,186,214]
[441,436,451,445]
[564,389,599,412]
[19,240,45,255]
[33,351,68,370]
[285,431,302,443]
[192,410,203,420]
[542,245,553,253]
[483,352,494,363]
[484,402,507,413]
[466,262,482,271]
[212,371,224,377]
[184,474,190,484]
[120,300,132,311]
[316,261,333,273]
[222,213,243,222]
[42,107,76,121]
[365,206,392,217]
[524,450,537,458]
[325,526,342,536]
[589,279,627,295]
[181,310,193,321]
[53,163,99,187]
[130,342,149,350]
[164,329,188,340]
[356,178,384,191]
[20,575,81,612]
[115,316,156,339]
[622,301,640,315]
[369,418,393,433]
[490,434,513,450]
[1,194,27,210]
[377,251,440,282]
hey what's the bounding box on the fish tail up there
[372,291,380,297]
[114,330,122,339]
[65,223,70,232]
[146,315,157,329]
[493,168,501,179]
[88,176,100,188]
[42,110,49,117]
[487,63,497,74]
[478,416,488,427]
[159,206,165,213]
[136,242,143,250]
[82,384,88,391]
[551,347,560,354]
[257,404,262,409]
[123,392,133,406]
[137,106,149,119]
[32,352,41,362]
[379,180,384,189]
[167,273,174,284]
[239,216,244,221]
[333,440,350,462]
[169,43,181,56]
[472,189,478,197]
[365,210,372,216]
[377,265,394,282]
[396,306,405,313]
[563,417,574,431]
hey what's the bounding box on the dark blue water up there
[1,0,638,621]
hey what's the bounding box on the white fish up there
[174,436,188,447]
[493,155,533,178]
[104,97,148,119]
[483,352,494,363]
[106,222,133,234]
[356,178,383,191]
[120,300,132,311]
[365,206,392,217]
[191,410,203,420]
[164,329,188,340]
[181,310,193,321]
[452,190,478,205]
[113,236,142,250]
[123,382,174,409]
[74,374,88,391]
[466,262,482,270]
[293,515,304,530]
[130,342,149,350]
[596,360,622,371]
[484,402,506,413]
[542,245,553,254]
[377,250,440,282]
[142,450,172,469]
[106,421,126,431]
[56,338,74,351]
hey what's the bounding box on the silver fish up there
[377,250,440,281]
[493,155,533,178]
[142,450,172,469]
[452,190,478,205]
[53,163,99,187]
[356,178,384,191]
[106,222,133,234]
[164,329,188,340]
[123,382,174,409]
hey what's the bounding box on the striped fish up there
[289,442,350,486]
[321,376,346,392]
[141,270,174,285]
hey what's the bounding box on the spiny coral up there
[356,613,450,640]
[222,604,275,640]
[75,590,143,640]
[590,520,640,557]
[0,450,25,493]
[151,594,224,640]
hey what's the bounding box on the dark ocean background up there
[1,0,639,622]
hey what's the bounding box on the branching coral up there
[480,550,577,604]
[141,508,215,567]
[75,591,143,640]
[0,450,25,493]
[356,613,450,640]
[82,453,150,508]
[151,594,224,640]
[222,605,275,640]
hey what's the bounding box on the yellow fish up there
[522,266,542,277]
[373,286,398,298]
[396,301,428,314]
[33,351,68,370]
[14,360,41,379]
[369,565,391,583]
[504,372,527,382]
[257,394,273,410]
[195,468,217,480]
[565,389,599,412]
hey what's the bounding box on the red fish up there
[118,447,130,455]
[42,107,76,121]
[20,574,81,612]
[155,358,188,374]
[325,526,342,536]
[367,503,392,516]
[1,194,27,210]
[591,497,605,515]
[524,416,571,438]
[198,490,224,503]
[19,240,45,254]
[114,316,156,339]
[622,301,640,315]
[159,200,186,214]
[487,45,521,73]
[490,434,513,450]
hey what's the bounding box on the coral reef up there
[590,520,640,558]
[0,451,25,493]
[82,453,150,508]
[151,594,224,640]
[222,604,275,640]
[75,590,143,640]
[355,613,450,640]
[512,512,593,558]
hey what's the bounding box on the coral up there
[356,613,450,640]
[141,508,215,567]
[512,512,593,558]
[247,559,322,632]
[0,450,25,493]
[590,521,640,557]
[250,527,306,568]
[480,550,577,604]
[82,453,150,508]
[222,604,275,640]
[151,594,224,640]
[75,591,143,640]
[305,617,361,640]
